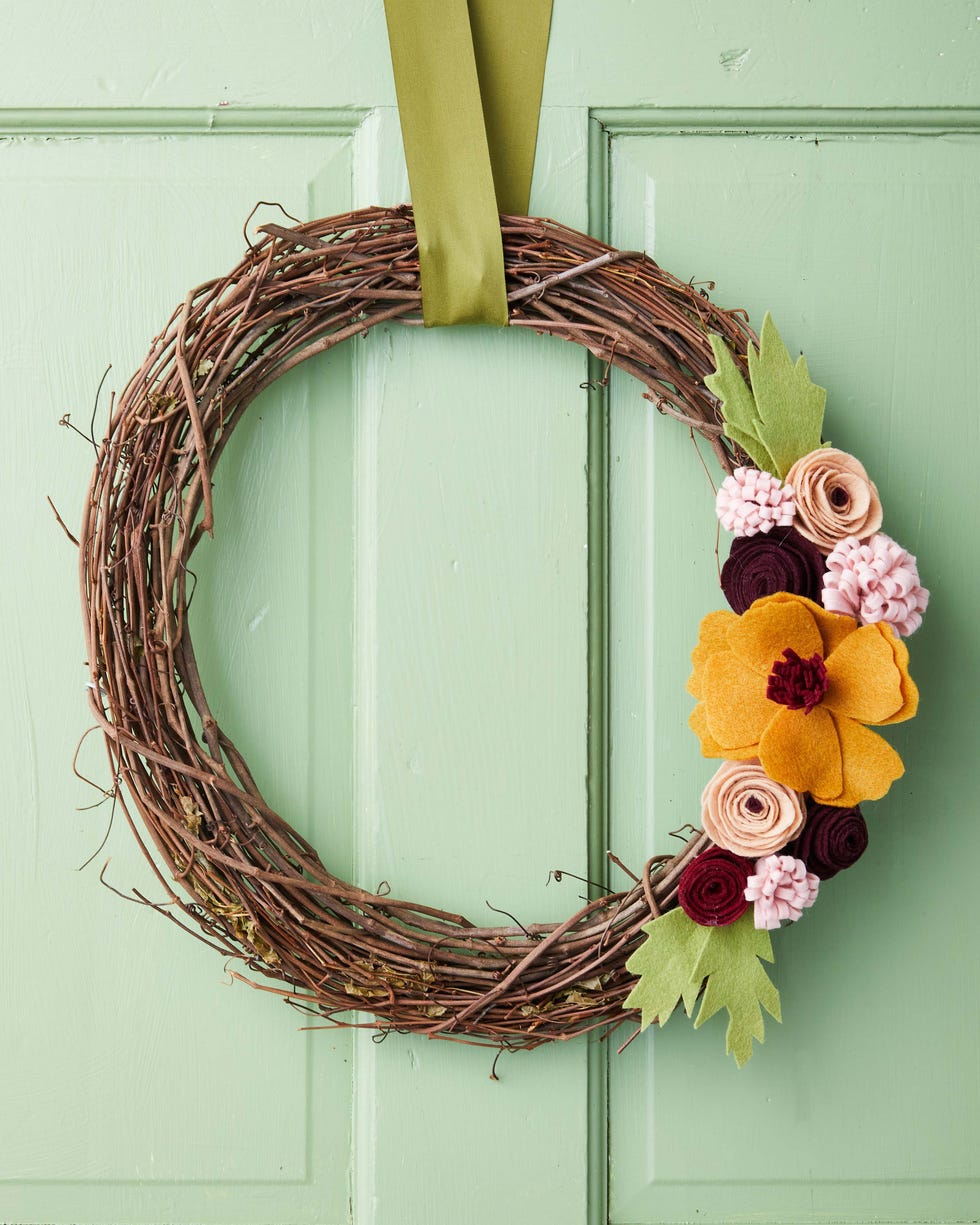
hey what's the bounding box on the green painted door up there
[2,3,977,1223]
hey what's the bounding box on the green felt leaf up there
[704,314,827,479]
[747,313,827,478]
[691,913,781,1068]
[623,908,709,1030]
[704,333,778,476]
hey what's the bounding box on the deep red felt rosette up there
[788,801,868,880]
[677,846,755,927]
[720,525,825,615]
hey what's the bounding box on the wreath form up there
[80,205,760,1049]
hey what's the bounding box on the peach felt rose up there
[785,448,882,553]
[701,760,806,857]
[687,593,918,807]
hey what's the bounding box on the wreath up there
[79,205,926,1066]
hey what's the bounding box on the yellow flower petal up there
[825,714,906,805]
[811,606,859,658]
[702,650,773,751]
[727,594,824,678]
[823,623,905,723]
[689,702,758,760]
[687,609,739,699]
[758,705,843,799]
[877,628,919,725]
[749,592,859,657]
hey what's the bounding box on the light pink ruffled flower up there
[744,854,820,930]
[822,533,929,637]
[716,467,795,537]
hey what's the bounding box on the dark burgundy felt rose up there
[721,525,826,615]
[678,847,754,927]
[788,801,868,880]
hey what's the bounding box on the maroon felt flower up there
[677,846,754,927]
[788,801,868,880]
[721,525,825,615]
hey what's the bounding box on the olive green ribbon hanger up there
[382,0,553,326]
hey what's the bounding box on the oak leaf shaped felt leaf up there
[689,912,781,1068]
[705,313,827,479]
[687,593,918,807]
[624,909,780,1066]
[624,907,708,1030]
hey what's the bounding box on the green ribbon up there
[383,0,553,327]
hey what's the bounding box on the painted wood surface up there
[0,3,977,1223]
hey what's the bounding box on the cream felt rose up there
[701,759,806,858]
[785,448,882,554]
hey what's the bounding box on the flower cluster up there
[716,448,928,639]
[685,393,927,933]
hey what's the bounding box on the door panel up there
[346,106,596,1225]
[0,132,356,1221]
[604,118,980,1224]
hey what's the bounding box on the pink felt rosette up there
[715,467,796,537]
[744,854,820,930]
[823,532,929,637]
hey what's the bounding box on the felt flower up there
[787,801,868,880]
[785,448,883,553]
[687,592,918,806]
[721,525,825,614]
[701,759,806,857]
[823,533,929,637]
[744,854,820,930]
[677,846,753,927]
[715,467,796,537]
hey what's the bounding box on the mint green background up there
[1,3,977,1224]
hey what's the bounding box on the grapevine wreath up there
[79,206,927,1066]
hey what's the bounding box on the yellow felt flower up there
[688,593,918,807]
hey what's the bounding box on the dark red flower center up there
[766,647,828,714]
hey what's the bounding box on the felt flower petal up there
[760,591,858,658]
[809,605,859,659]
[690,702,759,760]
[759,705,843,800]
[726,596,823,677]
[688,609,740,698]
[702,651,773,750]
[689,702,727,758]
[822,623,905,723]
[829,714,905,806]
[877,631,920,725]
